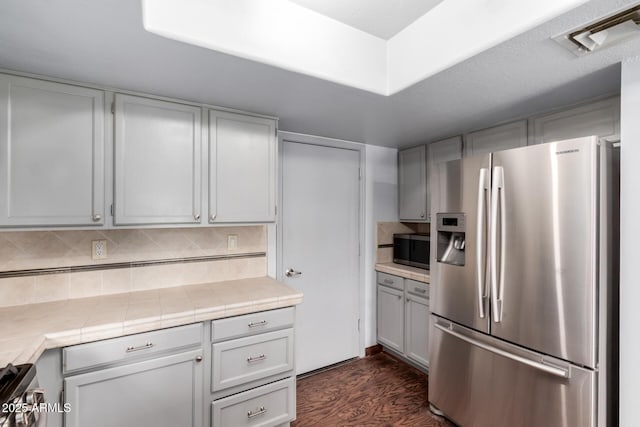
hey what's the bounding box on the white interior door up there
[280,139,360,374]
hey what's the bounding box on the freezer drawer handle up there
[434,323,570,379]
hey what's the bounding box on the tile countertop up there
[0,276,303,367]
[375,263,430,283]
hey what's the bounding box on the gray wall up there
[620,57,640,427]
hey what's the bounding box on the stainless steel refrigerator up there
[428,136,619,427]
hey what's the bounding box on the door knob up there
[285,268,302,278]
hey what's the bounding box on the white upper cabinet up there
[208,110,276,223]
[398,145,427,222]
[529,96,620,145]
[464,120,527,157]
[0,75,104,227]
[114,94,202,225]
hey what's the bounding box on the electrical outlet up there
[92,240,108,260]
[227,234,238,250]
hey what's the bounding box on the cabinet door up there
[0,75,104,226]
[209,110,276,223]
[464,120,527,157]
[114,94,201,225]
[529,96,620,145]
[405,295,430,368]
[64,349,203,427]
[398,145,427,222]
[427,136,462,222]
[377,284,405,352]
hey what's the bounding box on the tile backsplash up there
[0,227,265,271]
[0,226,267,307]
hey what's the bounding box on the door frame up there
[276,131,366,358]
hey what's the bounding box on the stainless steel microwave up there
[393,234,430,270]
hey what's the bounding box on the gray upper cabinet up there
[427,136,463,166]
[398,145,427,222]
[464,120,527,157]
[208,110,276,223]
[529,96,620,145]
[114,94,202,225]
[427,136,462,213]
[0,75,104,226]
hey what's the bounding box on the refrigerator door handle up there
[476,168,490,319]
[434,322,570,379]
[490,166,505,322]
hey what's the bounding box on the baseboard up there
[365,344,383,356]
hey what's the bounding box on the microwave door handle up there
[490,166,505,323]
[476,168,489,319]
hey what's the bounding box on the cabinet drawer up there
[212,328,294,392]
[212,308,294,342]
[406,280,429,298]
[212,377,295,427]
[377,272,403,290]
[63,323,203,373]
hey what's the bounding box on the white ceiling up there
[0,0,635,148]
[142,0,588,95]
[287,0,445,39]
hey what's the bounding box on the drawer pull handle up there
[248,320,268,328]
[247,406,267,419]
[383,279,394,285]
[126,342,154,353]
[414,287,427,293]
[247,354,266,363]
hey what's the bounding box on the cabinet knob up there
[194,214,200,221]
[195,355,203,362]
[210,213,216,221]
[92,214,102,222]
[420,212,425,218]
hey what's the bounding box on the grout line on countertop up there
[0,252,266,279]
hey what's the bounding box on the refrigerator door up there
[429,316,596,427]
[489,136,598,368]
[431,154,491,333]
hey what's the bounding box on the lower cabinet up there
[405,293,430,367]
[64,349,204,427]
[377,284,405,352]
[209,307,297,427]
[58,308,297,427]
[212,377,295,427]
[377,272,430,370]
[62,323,204,427]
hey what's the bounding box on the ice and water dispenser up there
[436,213,466,266]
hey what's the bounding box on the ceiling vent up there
[553,4,640,55]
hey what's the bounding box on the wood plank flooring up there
[292,352,456,426]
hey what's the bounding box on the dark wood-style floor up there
[292,352,456,426]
